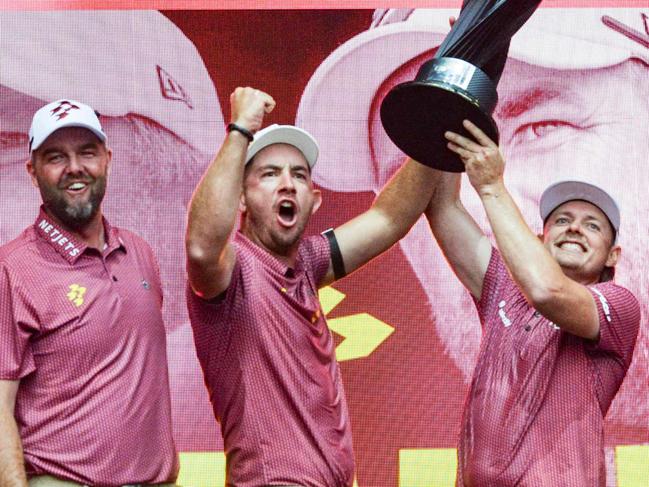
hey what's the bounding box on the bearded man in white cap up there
[296,8,649,476]
[0,98,181,486]
[0,10,224,452]
[185,86,442,487]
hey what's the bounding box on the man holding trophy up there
[426,122,639,485]
[379,1,640,484]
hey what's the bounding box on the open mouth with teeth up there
[557,240,587,253]
[66,182,88,191]
[277,200,297,227]
[62,181,90,195]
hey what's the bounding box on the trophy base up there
[380,80,499,173]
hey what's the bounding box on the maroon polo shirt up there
[0,208,178,486]
[457,249,640,487]
[187,232,355,487]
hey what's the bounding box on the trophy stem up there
[437,0,543,70]
[379,0,544,172]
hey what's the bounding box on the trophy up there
[380,0,543,172]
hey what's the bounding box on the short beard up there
[269,226,303,255]
[243,209,308,257]
[38,175,107,231]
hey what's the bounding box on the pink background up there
[1,4,647,485]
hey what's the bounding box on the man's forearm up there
[0,407,27,487]
[330,159,441,280]
[186,131,248,256]
[372,158,440,239]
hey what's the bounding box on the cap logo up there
[602,13,649,49]
[50,100,80,121]
[156,65,193,109]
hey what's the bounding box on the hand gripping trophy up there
[380,0,543,172]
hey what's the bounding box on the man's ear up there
[26,157,38,188]
[606,245,621,268]
[105,147,113,176]
[239,192,247,213]
[310,189,322,215]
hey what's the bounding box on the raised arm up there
[320,158,438,285]
[186,88,275,299]
[0,380,27,487]
[445,120,602,339]
[424,170,492,299]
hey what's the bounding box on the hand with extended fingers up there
[230,86,276,134]
[445,119,506,195]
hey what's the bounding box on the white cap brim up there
[32,121,106,152]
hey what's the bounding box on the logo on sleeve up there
[67,284,87,307]
[592,288,612,323]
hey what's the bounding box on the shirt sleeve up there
[186,251,242,326]
[303,234,331,288]
[0,265,36,380]
[185,253,242,372]
[587,282,640,365]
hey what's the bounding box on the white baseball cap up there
[296,8,649,191]
[540,181,620,238]
[246,124,319,168]
[0,10,223,156]
[29,99,106,152]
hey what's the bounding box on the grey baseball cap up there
[539,180,620,238]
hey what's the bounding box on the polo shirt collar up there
[34,206,126,264]
[235,231,304,276]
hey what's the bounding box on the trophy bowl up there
[380,57,499,173]
[380,0,542,172]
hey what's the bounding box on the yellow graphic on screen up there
[177,445,649,486]
[616,445,649,487]
[177,452,359,487]
[66,284,87,307]
[318,286,394,361]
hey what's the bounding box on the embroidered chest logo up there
[141,279,151,290]
[310,308,322,324]
[67,284,87,307]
